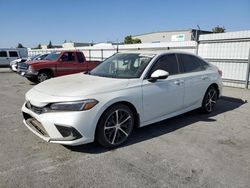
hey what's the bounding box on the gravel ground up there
[0,69,250,188]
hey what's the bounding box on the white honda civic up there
[22,51,222,148]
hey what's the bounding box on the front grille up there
[18,62,29,70]
[26,101,44,114]
[26,118,48,136]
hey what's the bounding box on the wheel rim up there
[205,89,217,112]
[104,109,133,145]
[38,73,48,82]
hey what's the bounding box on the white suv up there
[0,49,20,67]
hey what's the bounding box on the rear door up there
[142,54,185,123]
[0,51,9,66]
[177,54,210,108]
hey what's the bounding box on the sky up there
[0,0,250,48]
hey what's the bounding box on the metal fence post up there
[245,47,250,89]
[88,49,91,61]
[101,49,103,61]
[195,41,199,55]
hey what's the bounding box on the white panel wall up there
[198,42,250,59]
[28,30,250,88]
[198,31,250,88]
[28,41,197,61]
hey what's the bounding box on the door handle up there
[174,80,180,85]
[201,76,208,80]
[174,80,184,85]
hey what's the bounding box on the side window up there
[179,54,203,73]
[0,51,7,57]
[149,54,179,76]
[195,57,209,69]
[61,52,76,62]
[76,52,85,63]
[9,51,19,57]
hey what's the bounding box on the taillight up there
[218,70,222,77]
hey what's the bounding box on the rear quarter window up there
[178,54,205,73]
[76,52,85,63]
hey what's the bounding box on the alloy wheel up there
[38,73,49,82]
[104,109,133,145]
[205,89,217,112]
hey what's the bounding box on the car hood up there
[30,73,130,99]
[25,60,51,65]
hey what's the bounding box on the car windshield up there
[37,54,48,60]
[30,54,40,60]
[44,52,61,61]
[90,53,155,78]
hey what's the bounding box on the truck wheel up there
[37,72,50,83]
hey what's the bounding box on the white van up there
[0,48,28,67]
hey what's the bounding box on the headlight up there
[28,65,34,72]
[48,99,98,112]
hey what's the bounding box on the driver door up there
[56,52,78,76]
[142,54,185,123]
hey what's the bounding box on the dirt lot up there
[0,69,250,188]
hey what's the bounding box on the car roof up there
[117,50,197,57]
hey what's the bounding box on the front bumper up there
[18,69,38,78]
[22,102,99,146]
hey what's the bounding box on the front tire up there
[96,104,134,148]
[37,72,51,83]
[202,86,218,113]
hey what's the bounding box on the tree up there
[32,44,42,50]
[132,38,141,44]
[124,35,142,44]
[17,43,24,48]
[36,44,42,49]
[212,26,226,33]
[47,40,53,49]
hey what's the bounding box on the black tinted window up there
[0,51,7,57]
[9,51,18,57]
[195,57,209,69]
[179,54,203,73]
[76,52,85,63]
[149,54,179,76]
[61,52,76,62]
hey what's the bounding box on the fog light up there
[55,125,82,140]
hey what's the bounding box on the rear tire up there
[201,86,218,113]
[37,72,51,83]
[96,104,134,148]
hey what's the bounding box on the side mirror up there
[149,70,169,82]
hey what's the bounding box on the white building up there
[132,29,212,43]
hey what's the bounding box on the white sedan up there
[22,51,222,148]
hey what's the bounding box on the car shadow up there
[64,96,247,153]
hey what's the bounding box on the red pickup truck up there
[18,51,100,83]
